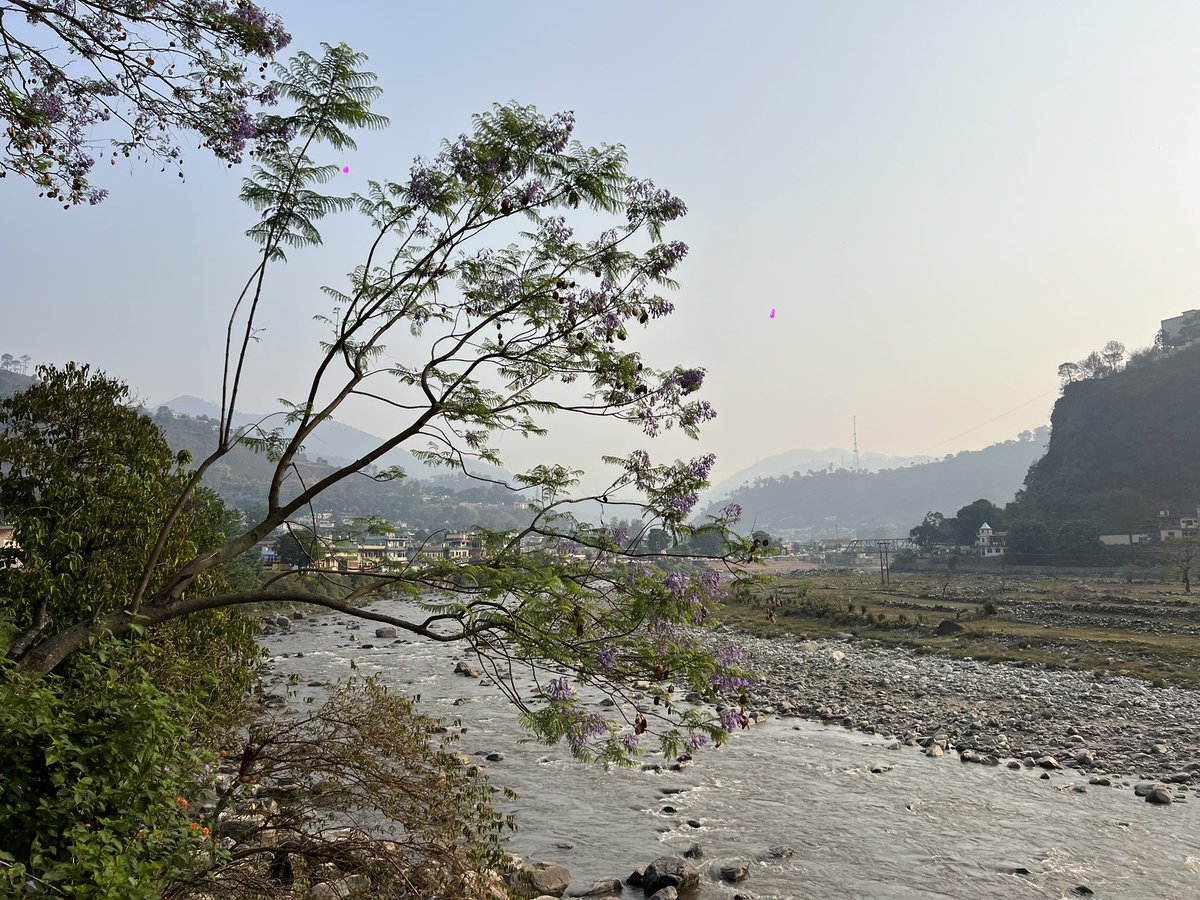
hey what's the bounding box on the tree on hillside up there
[1160,536,1199,594]
[1054,519,1104,566]
[909,510,950,551]
[1,0,291,206]
[1101,340,1126,375]
[3,45,755,767]
[1005,520,1053,565]
[1057,361,1081,389]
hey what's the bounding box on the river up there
[258,600,1200,899]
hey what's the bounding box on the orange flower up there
[175,796,188,809]
[218,749,229,757]
[189,822,200,831]
[201,827,210,837]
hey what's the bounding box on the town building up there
[1159,506,1200,541]
[976,522,1006,557]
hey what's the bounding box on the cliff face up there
[1017,343,1200,531]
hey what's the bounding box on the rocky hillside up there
[1013,343,1200,531]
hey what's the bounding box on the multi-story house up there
[976,523,1006,557]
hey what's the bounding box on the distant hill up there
[1012,343,1200,531]
[0,370,34,399]
[152,409,531,531]
[707,448,936,500]
[703,429,1049,538]
[160,395,510,486]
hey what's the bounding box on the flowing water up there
[260,600,1200,899]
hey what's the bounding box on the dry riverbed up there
[720,626,1200,805]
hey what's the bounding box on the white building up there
[976,522,1006,557]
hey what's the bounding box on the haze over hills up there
[160,395,510,485]
[703,428,1050,539]
[152,408,532,532]
[706,448,937,500]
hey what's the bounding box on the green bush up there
[0,643,219,898]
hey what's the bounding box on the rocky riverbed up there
[722,627,1200,803]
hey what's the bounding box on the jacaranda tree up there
[0,0,290,206]
[3,42,756,767]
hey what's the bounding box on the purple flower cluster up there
[711,672,751,695]
[596,646,617,670]
[669,493,698,519]
[517,178,547,207]
[663,571,689,596]
[541,215,574,244]
[715,642,743,666]
[677,368,705,393]
[689,733,710,750]
[646,240,689,277]
[567,710,607,752]
[545,677,575,701]
[31,90,66,124]
[719,707,748,731]
[626,178,688,224]
[721,503,743,520]
[622,732,640,751]
[610,526,629,547]
[536,110,575,153]
[407,160,439,207]
[688,452,716,481]
[699,569,722,593]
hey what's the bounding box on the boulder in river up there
[526,861,571,897]
[717,862,750,883]
[565,878,623,896]
[374,627,398,638]
[642,857,699,894]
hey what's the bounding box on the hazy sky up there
[3,1,1198,488]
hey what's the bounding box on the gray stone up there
[1146,788,1173,805]
[566,878,623,897]
[374,627,398,638]
[718,862,751,883]
[625,867,645,886]
[936,619,964,636]
[526,861,571,897]
[647,889,678,900]
[1134,781,1165,797]
[642,857,699,894]
[1036,756,1062,770]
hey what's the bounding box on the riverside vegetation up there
[1,20,762,899]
